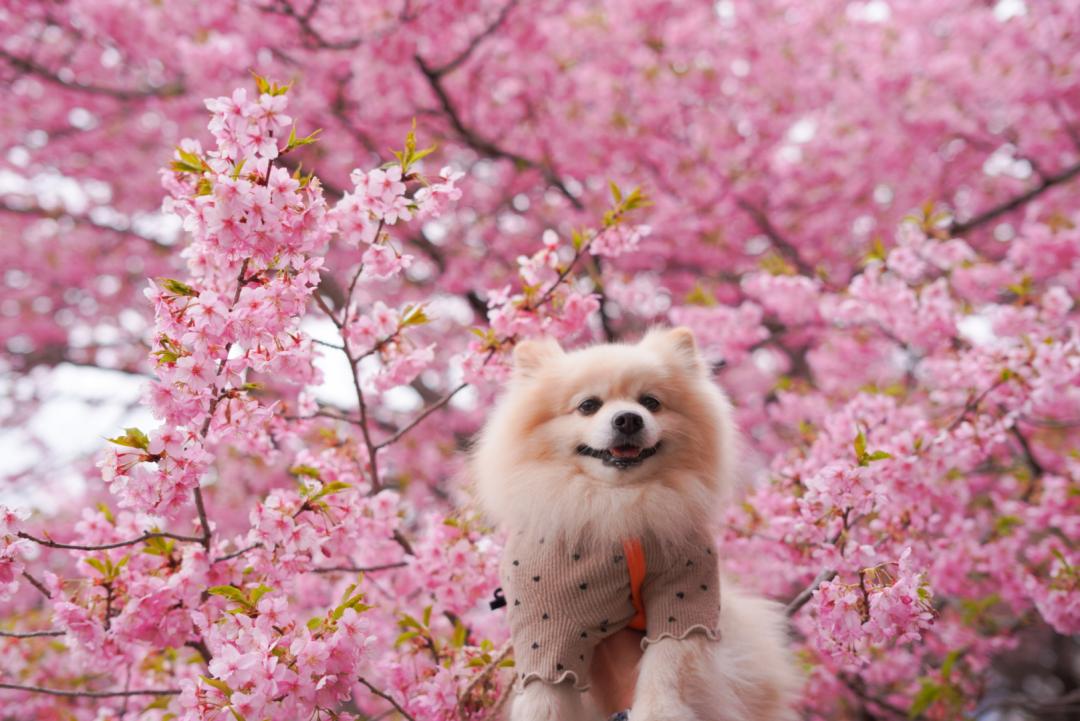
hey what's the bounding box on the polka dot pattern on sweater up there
[500,530,720,691]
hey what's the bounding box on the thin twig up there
[375,383,468,450]
[0,682,180,698]
[18,530,203,552]
[311,561,407,574]
[455,640,512,714]
[430,0,520,77]
[785,568,837,617]
[212,543,263,564]
[20,571,52,600]
[357,677,417,721]
[414,55,583,210]
[951,159,1080,235]
[734,197,813,276]
[0,49,185,99]
[0,629,66,638]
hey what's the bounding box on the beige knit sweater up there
[500,529,721,691]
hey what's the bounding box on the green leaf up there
[609,180,623,204]
[142,696,172,712]
[395,630,421,646]
[422,605,433,627]
[684,283,717,307]
[940,649,961,681]
[251,71,291,96]
[107,426,150,451]
[171,147,208,175]
[143,536,176,557]
[159,278,199,297]
[84,557,109,577]
[311,481,352,502]
[285,125,322,153]
[908,679,940,717]
[207,585,250,606]
[290,465,322,481]
[865,450,894,462]
[96,503,115,525]
[391,118,437,173]
[570,228,588,251]
[854,430,867,462]
[199,675,233,697]
[248,584,272,606]
[400,304,429,328]
[451,619,467,648]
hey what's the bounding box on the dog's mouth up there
[576,442,661,469]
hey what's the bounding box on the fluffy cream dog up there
[472,327,800,721]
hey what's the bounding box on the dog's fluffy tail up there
[685,583,803,721]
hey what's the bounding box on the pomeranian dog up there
[472,327,800,721]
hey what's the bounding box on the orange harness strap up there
[622,538,647,631]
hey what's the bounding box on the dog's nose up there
[612,411,644,435]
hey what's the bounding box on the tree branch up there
[0,49,183,99]
[357,677,417,721]
[374,382,469,450]
[951,160,1080,235]
[0,629,66,638]
[734,197,813,276]
[414,55,584,210]
[311,561,407,574]
[429,0,520,77]
[18,530,203,552]
[455,640,512,714]
[785,568,837,617]
[0,682,180,698]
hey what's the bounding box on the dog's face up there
[473,327,735,536]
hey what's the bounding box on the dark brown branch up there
[734,197,813,276]
[0,202,172,250]
[374,383,468,450]
[429,0,520,77]
[185,639,213,665]
[951,160,1080,235]
[414,55,584,211]
[357,677,417,721]
[1010,425,1045,478]
[18,530,203,552]
[21,571,53,600]
[0,682,180,698]
[311,561,407,574]
[455,640,512,714]
[0,50,184,99]
[0,629,66,638]
[212,543,263,564]
[261,0,364,50]
[785,568,837,617]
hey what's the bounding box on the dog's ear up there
[512,337,564,377]
[640,326,702,372]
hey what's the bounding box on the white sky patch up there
[786,117,818,144]
[982,145,1033,180]
[993,0,1027,22]
[847,0,891,23]
[958,314,996,346]
[0,364,151,511]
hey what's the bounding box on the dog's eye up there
[577,397,603,415]
[639,394,661,411]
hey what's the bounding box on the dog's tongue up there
[610,445,641,459]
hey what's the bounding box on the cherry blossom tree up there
[1,1,1078,719]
